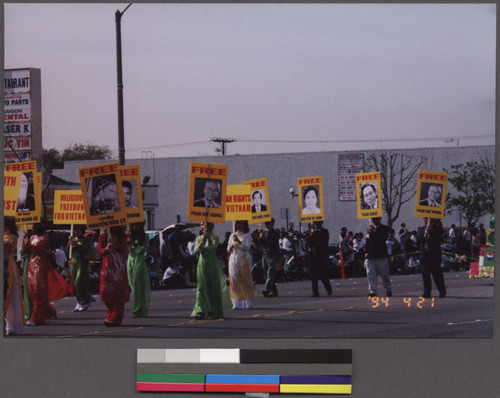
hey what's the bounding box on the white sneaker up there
[26,320,36,326]
[73,304,82,312]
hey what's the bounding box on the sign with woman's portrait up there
[298,176,324,223]
[120,164,144,224]
[4,160,42,224]
[415,170,448,219]
[78,162,127,229]
[356,172,383,219]
[243,177,272,224]
[188,162,228,223]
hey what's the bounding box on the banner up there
[415,170,448,219]
[188,162,228,224]
[53,190,87,225]
[355,172,383,219]
[225,185,252,222]
[120,164,145,224]
[78,162,127,229]
[298,176,324,223]
[243,177,272,224]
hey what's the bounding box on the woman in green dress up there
[191,222,231,320]
[67,224,93,312]
[127,222,151,318]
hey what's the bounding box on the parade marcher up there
[126,222,151,318]
[364,217,392,297]
[259,218,280,298]
[418,218,446,298]
[21,229,34,320]
[227,220,257,309]
[67,224,93,312]
[26,221,71,326]
[191,222,231,320]
[307,221,333,297]
[98,227,130,326]
[4,217,24,335]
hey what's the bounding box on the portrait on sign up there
[355,172,383,219]
[193,178,222,208]
[16,171,35,212]
[86,174,121,216]
[251,189,267,213]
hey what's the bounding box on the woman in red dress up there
[98,226,129,327]
[26,222,70,326]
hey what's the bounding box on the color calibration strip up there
[137,349,353,394]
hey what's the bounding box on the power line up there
[123,134,493,152]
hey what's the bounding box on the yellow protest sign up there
[356,171,383,219]
[3,167,42,224]
[188,162,228,224]
[225,185,252,221]
[298,176,325,223]
[78,162,127,229]
[243,177,272,224]
[53,190,87,225]
[120,164,144,224]
[415,170,448,219]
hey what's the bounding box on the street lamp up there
[289,187,300,232]
[116,3,132,166]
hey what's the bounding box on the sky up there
[3,3,496,160]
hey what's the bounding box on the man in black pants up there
[307,221,332,297]
[418,218,446,298]
[259,218,279,298]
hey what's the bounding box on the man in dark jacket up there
[308,221,333,297]
[417,218,446,298]
[259,218,279,297]
[365,217,392,297]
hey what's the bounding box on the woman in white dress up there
[227,220,256,309]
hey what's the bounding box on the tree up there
[61,143,113,161]
[42,143,113,169]
[42,148,64,169]
[364,152,426,230]
[445,160,494,227]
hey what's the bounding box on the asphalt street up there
[8,270,494,339]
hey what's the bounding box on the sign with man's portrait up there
[243,177,272,224]
[356,172,383,219]
[78,162,127,229]
[188,162,228,223]
[120,164,144,224]
[415,170,448,219]
[225,184,252,222]
[298,176,324,223]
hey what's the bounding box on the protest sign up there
[78,162,127,229]
[298,176,325,223]
[243,177,272,224]
[225,185,252,221]
[188,162,228,223]
[415,170,448,219]
[120,164,144,224]
[53,190,87,225]
[355,172,383,219]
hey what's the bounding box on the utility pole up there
[211,137,236,156]
[115,3,132,166]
